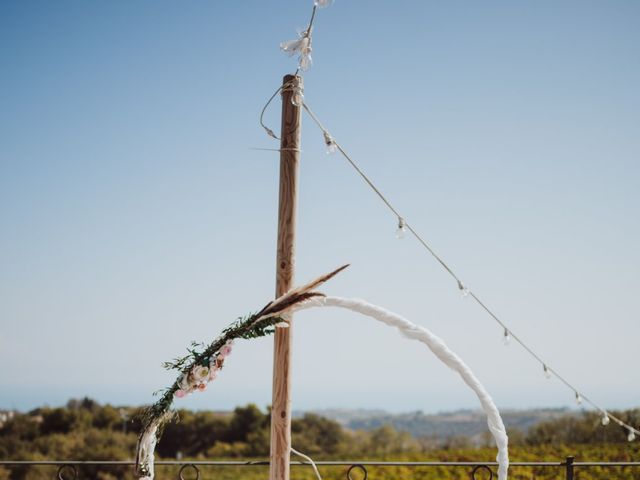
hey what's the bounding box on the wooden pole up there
[270,74,302,480]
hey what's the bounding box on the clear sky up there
[1,1,638,414]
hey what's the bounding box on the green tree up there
[292,413,346,455]
[228,404,267,443]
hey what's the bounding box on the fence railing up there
[2,457,640,479]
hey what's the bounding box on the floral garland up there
[135,265,348,479]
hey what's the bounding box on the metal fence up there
[2,457,640,480]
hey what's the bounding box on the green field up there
[1,399,638,479]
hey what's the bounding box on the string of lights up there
[264,0,638,443]
[300,100,639,442]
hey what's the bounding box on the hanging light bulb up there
[457,281,470,298]
[291,85,304,107]
[502,328,510,346]
[601,413,610,426]
[543,364,552,379]
[628,429,636,442]
[575,392,582,405]
[396,217,406,239]
[323,131,337,154]
[299,46,313,71]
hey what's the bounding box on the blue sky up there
[1,1,638,414]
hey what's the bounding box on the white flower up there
[192,365,210,383]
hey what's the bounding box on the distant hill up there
[295,408,575,440]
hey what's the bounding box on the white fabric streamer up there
[294,296,509,480]
[136,421,158,480]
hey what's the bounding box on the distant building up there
[0,410,15,428]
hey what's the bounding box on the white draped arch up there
[294,296,509,480]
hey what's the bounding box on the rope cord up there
[291,447,323,480]
[259,85,285,140]
[259,3,320,139]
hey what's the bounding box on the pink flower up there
[219,344,233,359]
[174,390,186,398]
[209,369,218,381]
[197,383,207,392]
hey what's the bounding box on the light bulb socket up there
[323,132,337,154]
[291,91,304,107]
[395,218,407,239]
[286,83,304,107]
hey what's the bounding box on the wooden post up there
[270,74,302,480]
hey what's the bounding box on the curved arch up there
[294,296,509,480]
[136,290,509,480]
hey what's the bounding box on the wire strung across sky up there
[300,100,639,441]
[261,0,639,442]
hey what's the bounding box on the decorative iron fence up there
[1,457,640,480]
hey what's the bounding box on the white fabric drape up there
[294,296,509,480]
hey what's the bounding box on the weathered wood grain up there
[270,74,302,480]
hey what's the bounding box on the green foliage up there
[140,313,284,440]
[157,409,231,458]
[526,409,640,446]
[292,413,348,455]
[1,399,640,479]
[228,404,268,443]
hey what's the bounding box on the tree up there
[292,414,346,455]
[228,404,267,443]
